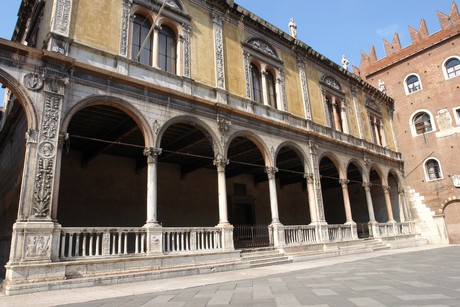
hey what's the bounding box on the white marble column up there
[214,158,230,226]
[261,70,269,106]
[379,123,387,147]
[152,26,160,69]
[339,179,354,224]
[340,102,349,134]
[144,147,162,225]
[383,185,395,222]
[266,167,280,224]
[305,174,318,224]
[363,182,376,222]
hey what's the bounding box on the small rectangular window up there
[454,107,460,125]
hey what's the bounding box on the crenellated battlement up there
[355,2,460,76]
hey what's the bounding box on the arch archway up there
[157,120,218,227]
[369,166,388,222]
[320,155,346,224]
[347,160,369,237]
[388,171,402,222]
[275,144,310,225]
[57,104,147,227]
[443,199,460,244]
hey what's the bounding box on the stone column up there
[152,26,160,69]
[379,123,387,147]
[266,167,280,224]
[50,132,68,221]
[340,102,349,134]
[297,57,312,120]
[143,147,163,255]
[399,189,411,222]
[261,70,269,106]
[383,185,395,222]
[332,97,341,131]
[363,182,379,238]
[144,147,162,226]
[304,174,318,224]
[339,179,354,224]
[213,158,234,250]
[266,166,285,247]
[373,120,381,145]
[213,158,230,226]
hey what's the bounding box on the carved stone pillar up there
[363,182,379,238]
[340,102,349,134]
[383,185,395,222]
[49,0,73,55]
[212,11,226,89]
[119,0,132,57]
[339,179,354,224]
[50,132,69,221]
[398,189,411,222]
[144,147,162,225]
[379,123,387,147]
[213,158,230,226]
[298,57,312,120]
[278,69,288,112]
[304,173,318,224]
[182,24,191,78]
[265,167,280,225]
[243,52,252,98]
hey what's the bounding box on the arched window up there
[405,74,421,94]
[425,159,443,181]
[132,15,153,66]
[158,25,177,74]
[250,64,263,103]
[413,111,433,135]
[266,70,277,108]
[445,57,460,79]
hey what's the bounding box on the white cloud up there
[376,24,400,37]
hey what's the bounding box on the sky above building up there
[0,0,456,105]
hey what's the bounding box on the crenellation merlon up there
[358,1,460,76]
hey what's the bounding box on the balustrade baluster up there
[89,235,94,256]
[141,233,145,253]
[180,232,184,251]
[67,233,74,258]
[82,234,87,256]
[117,232,122,254]
[95,234,100,256]
[60,233,66,258]
[123,233,128,254]
[75,233,80,257]
[135,233,139,253]
[112,233,116,255]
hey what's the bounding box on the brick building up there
[356,2,460,243]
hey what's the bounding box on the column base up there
[143,223,163,255]
[368,221,380,238]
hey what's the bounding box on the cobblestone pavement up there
[2,245,460,306]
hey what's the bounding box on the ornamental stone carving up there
[119,0,132,57]
[24,73,43,91]
[243,51,251,98]
[212,12,225,89]
[323,76,341,90]
[33,158,54,217]
[248,39,277,58]
[297,57,312,119]
[25,235,51,259]
[183,24,191,78]
[53,0,72,36]
[213,158,229,172]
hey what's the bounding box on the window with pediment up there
[123,0,190,77]
[366,99,387,146]
[320,76,349,134]
[243,38,286,111]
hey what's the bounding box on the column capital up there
[304,173,314,183]
[144,147,162,163]
[339,179,350,187]
[398,188,405,195]
[213,158,229,172]
[265,166,278,179]
[362,182,372,190]
[382,185,391,193]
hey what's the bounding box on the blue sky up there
[0,1,457,105]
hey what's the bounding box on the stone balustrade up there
[60,227,147,260]
[327,224,355,241]
[284,225,317,245]
[162,227,222,253]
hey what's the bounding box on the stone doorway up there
[444,201,460,244]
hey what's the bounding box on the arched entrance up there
[369,168,388,222]
[157,122,218,227]
[58,105,147,227]
[0,84,31,278]
[226,135,270,248]
[276,146,310,225]
[444,201,460,243]
[388,172,401,222]
[347,162,369,237]
[320,156,346,224]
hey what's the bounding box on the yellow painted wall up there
[281,51,304,117]
[223,21,246,97]
[71,0,121,54]
[187,4,215,86]
[305,65,327,125]
[356,92,373,142]
[347,93,360,138]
